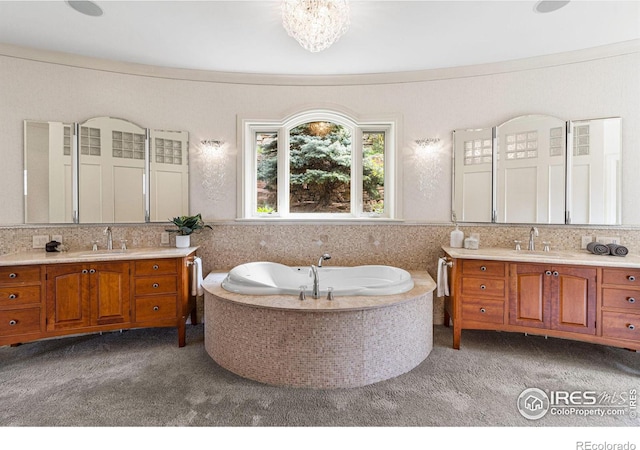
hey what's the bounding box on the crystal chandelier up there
[281,0,351,53]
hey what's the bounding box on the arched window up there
[240,109,398,220]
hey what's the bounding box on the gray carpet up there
[0,324,638,427]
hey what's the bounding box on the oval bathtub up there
[204,267,436,389]
[222,261,415,296]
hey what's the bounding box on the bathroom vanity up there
[443,246,640,351]
[0,247,197,347]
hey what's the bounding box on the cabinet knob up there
[8,294,17,299]
[628,324,636,331]
[480,308,486,313]
[545,271,552,276]
[628,298,636,304]
[9,273,17,278]
[628,276,636,282]
[480,285,486,290]
[82,269,89,274]
[480,266,487,272]
[553,271,559,277]
[153,306,159,311]
[152,283,159,289]
[153,264,159,270]
[9,320,17,326]
[89,269,96,274]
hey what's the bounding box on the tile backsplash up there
[2,222,639,325]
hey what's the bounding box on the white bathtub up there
[221,261,414,296]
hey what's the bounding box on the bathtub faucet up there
[310,265,320,299]
[318,253,331,267]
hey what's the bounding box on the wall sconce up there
[201,140,224,152]
[415,138,441,150]
[414,138,443,199]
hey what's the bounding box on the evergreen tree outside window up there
[241,110,398,220]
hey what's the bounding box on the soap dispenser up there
[450,213,464,248]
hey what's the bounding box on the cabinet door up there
[91,262,130,325]
[551,266,596,335]
[46,264,90,331]
[509,264,550,329]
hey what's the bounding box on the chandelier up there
[281,0,351,53]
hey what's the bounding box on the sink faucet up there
[104,226,113,250]
[310,265,320,299]
[528,227,538,251]
[318,253,331,267]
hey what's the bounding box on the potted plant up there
[166,213,212,248]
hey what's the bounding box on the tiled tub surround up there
[203,271,435,388]
[2,223,640,325]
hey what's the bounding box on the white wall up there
[1,42,638,225]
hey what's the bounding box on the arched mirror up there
[78,117,147,223]
[494,114,567,224]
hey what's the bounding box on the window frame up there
[239,109,400,221]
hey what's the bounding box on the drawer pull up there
[152,283,159,289]
[89,269,96,274]
[153,264,159,270]
[480,285,486,290]
[480,308,486,313]
[628,298,636,304]
[628,324,636,331]
[8,294,17,299]
[9,320,17,326]
[628,276,636,282]
[153,306,159,311]
[9,273,17,279]
[552,271,559,277]
[82,269,89,274]
[480,266,487,272]
[545,271,552,276]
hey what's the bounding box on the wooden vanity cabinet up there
[509,264,596,335]
[0,265,45,341]
[445,254,637,351]
[0,252,196,348]
[46,261,131,331]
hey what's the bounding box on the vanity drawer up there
[461,299,504,324]
[134,275,178,296]
[602,289,640,312]
[602,311,639,342]
[461,277,505,297]
[135,259,178,276]
[135,295,178,322]
[0,266,41,285]
[461,260,505,277]
[0,286,41,307]
[0,307,41,336]
[602,268,640,286]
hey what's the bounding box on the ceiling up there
[0,0,638,76]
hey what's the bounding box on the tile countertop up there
[442,246,640,268]
[0,247,199,266]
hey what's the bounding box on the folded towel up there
[191,256,204,296]
[607,243,629,257]
[587,242,610,255]
[437,257,450,297]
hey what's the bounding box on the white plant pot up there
[175,235,191,248]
